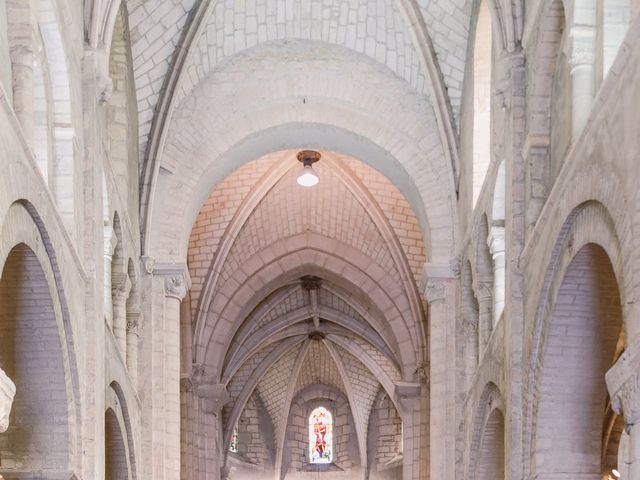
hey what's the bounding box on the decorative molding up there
[395,381,422,399]
[141,255,155,274]
[154,262,191,300]
[606,342,640,428]
[424,279,446,305]
[196,383,231,415]
[0,368,16,433]
[97,73,113,103]
[163,275,187,300]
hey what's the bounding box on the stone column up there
[424,261,458,480]
[0,367,16,433]
[488,226,506,326]
[112,273,131,356]
[395,381,425,480]
[198,383,230,480]
[606,343,640,478]
[163,272,188,479]
[476,282,493,353]
[103,225,116,328]
[570,24,596,138]
[126,310,140,389]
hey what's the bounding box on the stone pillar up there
[0,367,16,433]
[488,226,506,326]
[103,225,116,328]
[476,283,493,353]
[424,261,458,480]
[570,24,596,138]
[139,262,191,480]
[126,310,140,389]
[395,381,425,480]
[162,272,188,479]
[181,374,229,480]
[606,342,640,477]
[112,273,131,356]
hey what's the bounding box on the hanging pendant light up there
[296,150,321,187]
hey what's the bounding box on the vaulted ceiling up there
[81,0,522,475]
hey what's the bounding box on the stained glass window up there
[309,406,333,464]
[230,426,238,453]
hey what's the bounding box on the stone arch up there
[192,151,426,359]
[144,41,458,262]
[367,388,403,478]
[137,1,461,215]
[0,200,81,472]
[530,241,624,478]
[223,302,399,386]
[105,408,129,480]
[106,381,138,480]
[0,243,71,474]
[284,384,359,476]
[474,409,505,480]
[197,239,423,379]
[467,382,505,480]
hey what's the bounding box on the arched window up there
[601,0,630,78]
[472,0,493,206]
[230,425,238,453]
[309,406,333,464]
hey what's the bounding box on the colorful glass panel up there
[309,406,333,464]
[230,426,238,453]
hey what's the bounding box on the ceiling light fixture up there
[296,150,321,187]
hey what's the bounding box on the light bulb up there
[297,165,319,187]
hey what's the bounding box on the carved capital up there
[141,256,155,275]
[164,275,187,300]
[197,383,231,415]
[97,74,113,103]
[126,314,140,335]
[607,344,640,428]
[103,225,117,257]
[425,279,446,304]
[0,368,16,433]
[112,275,132,300]
[463,318,479,335]
[154,262,191,301]
[180,376,195,393]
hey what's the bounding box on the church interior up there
[0,0,639,479]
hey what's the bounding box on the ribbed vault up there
[183,148,425,478]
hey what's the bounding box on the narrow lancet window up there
[309,406,333,464]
